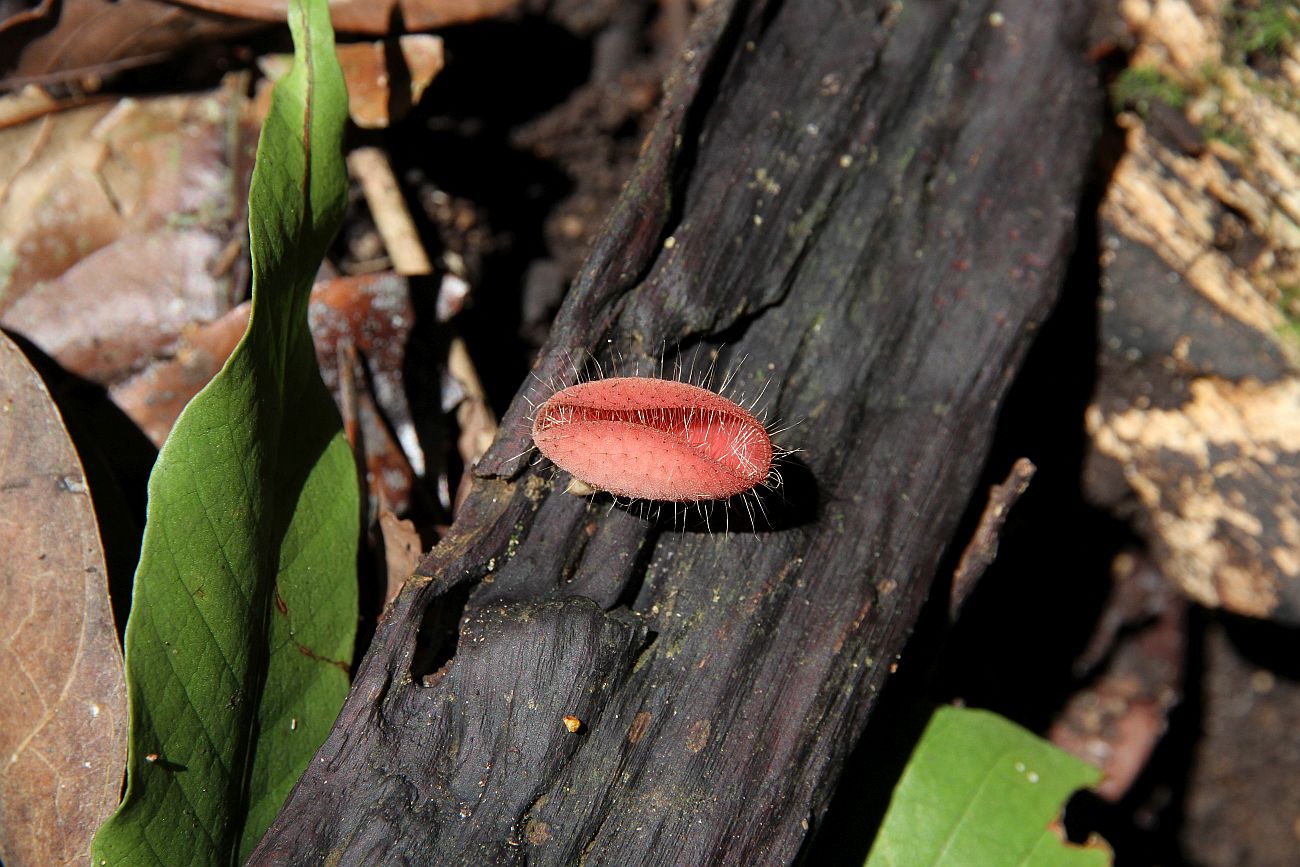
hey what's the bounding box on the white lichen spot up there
[988,11,1005,27]
[753,167,781,196]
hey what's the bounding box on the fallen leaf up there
[378,506,422,604]
[0,75,256,384]
[111,272,422,513]
[108,305,253,446]
[0,331,127,867]
[340,35,444,129]
[0,0,264,89]
[259,35,444,129]
[170,0,521,35]
[310,273,421,513]
[0,84,84,130]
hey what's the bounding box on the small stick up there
[347,146,432,275]
[346,146,499,479]
[950,457,1036,621]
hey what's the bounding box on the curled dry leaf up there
[340,36,444,129]
[0,0,265,89]
[311,273,423,514]
[0,332,127,867]
[0,75,256,385]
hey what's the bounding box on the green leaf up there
[865,706,1109,867]
[90,1,356,864]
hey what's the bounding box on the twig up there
[950,457,1037,621]
[346,146,499,484]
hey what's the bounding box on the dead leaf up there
[1050,552,1186,802]
[0,75,256,384]
[0,0,264,89]
[108,305,253,445]
[311,273,422,515]
[378,506,422,604]
[112,272,423,513]
[170,0,521,35]
[0,84,93,131]
[0,332,127,867]
[259,36,444,129]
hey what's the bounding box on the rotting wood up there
[251,0,1100,862]
[1086,0,1300,623]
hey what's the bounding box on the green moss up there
[1280,282,1300,315]
[1202,112,1253,151]
[1111,66,1187,117]
[1227,0,1300,59]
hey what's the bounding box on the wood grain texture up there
[251,0,1101,862]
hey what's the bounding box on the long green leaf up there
[865,706,1109,867]
[91,1,356,863]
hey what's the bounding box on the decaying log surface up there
[1085,1,1300,623]
[252,0,1099,862]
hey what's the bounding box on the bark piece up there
[252,0,1101,862]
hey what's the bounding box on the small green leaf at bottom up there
[865,706,1109,867]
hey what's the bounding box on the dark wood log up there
[251,0,1100,862]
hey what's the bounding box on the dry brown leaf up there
[0,84,89,131]
[308,273,422,515]
[340,36,444,129]
[0,75,256,384]
[0,0,264,89]
[257,36,444,129]
[0,332,127,867]
[171,0,520,35]
[108,305,252,445]
[377,506,422,605]
[112,272,422,512]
